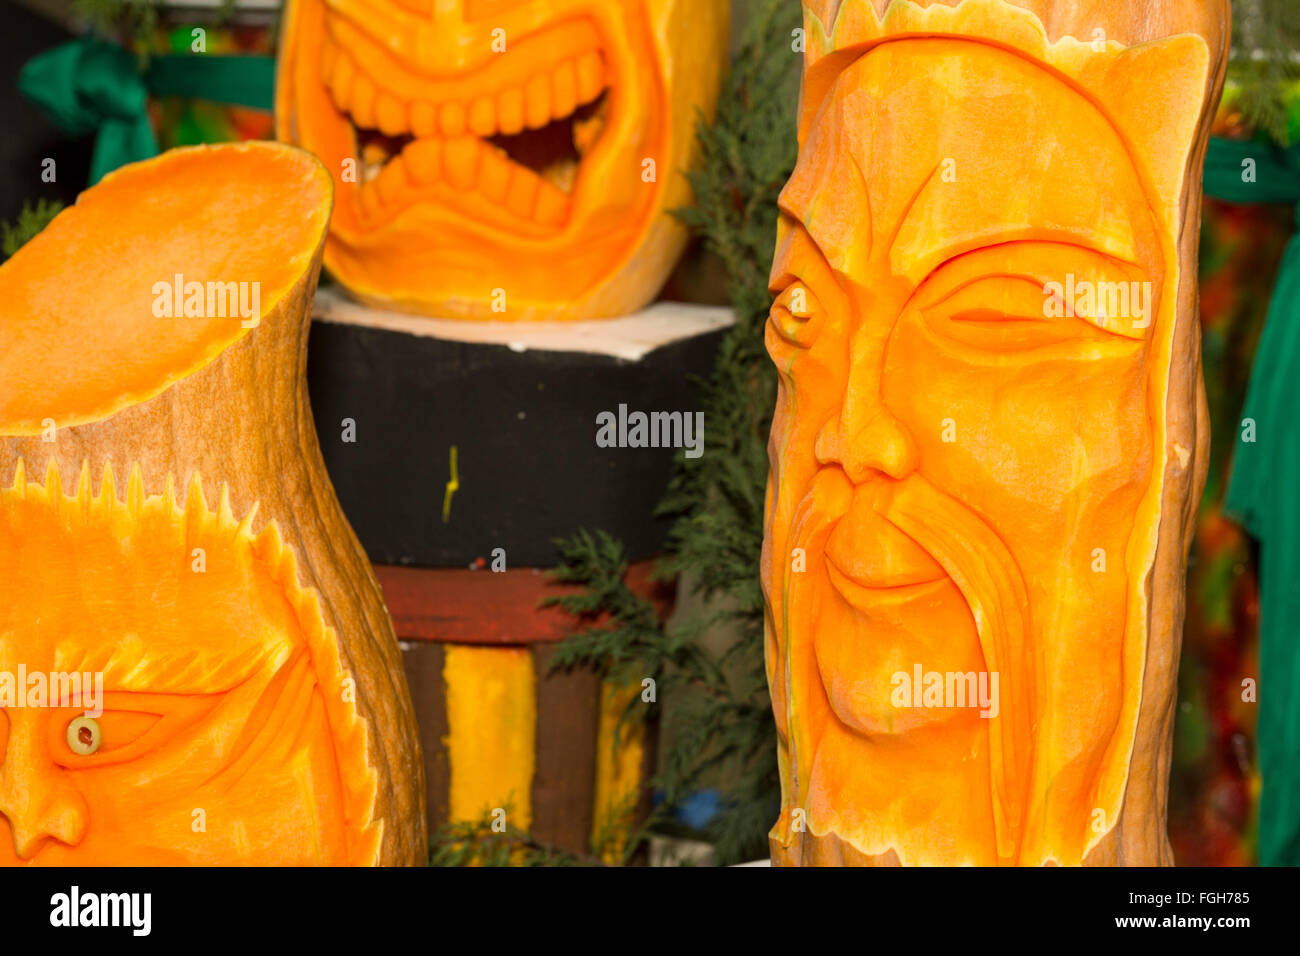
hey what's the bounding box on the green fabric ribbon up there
[18,36,274,185]
[1204,136,1300,867]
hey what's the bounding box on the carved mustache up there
[789,468,1034,861]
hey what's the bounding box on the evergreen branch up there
[1228,0,1300,145]
[1,200,64,259]
[427,804,592,867]
[74,0,161,47]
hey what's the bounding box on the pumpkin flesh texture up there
[0,145,330,434]
[275,0,730,320]
[763,0,1225,866]
[0,466,359,864]
[0,142,425,865]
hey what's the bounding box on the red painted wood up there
[373,561,673,645]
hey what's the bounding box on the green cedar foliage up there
[73,0,161,46]
[1229,0,1300,146]
[72,0,242,48]
[1,200,64,260]
[428,804,589,867]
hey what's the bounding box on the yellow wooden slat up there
[443,645,536,833]
[591,680,646,863]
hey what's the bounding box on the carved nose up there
[815,408,919,484]
[0,715,90,859]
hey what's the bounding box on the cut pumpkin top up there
[0,142,333,435]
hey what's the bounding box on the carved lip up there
[824,556,949,609]
[318,10,612,231]
[820,478,950,594]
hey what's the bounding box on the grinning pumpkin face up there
[276,0,729,320]
[0,465,378,865]
[763,0,1218,866]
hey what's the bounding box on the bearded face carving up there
[762,0,1225,866]
[276,0,729,320]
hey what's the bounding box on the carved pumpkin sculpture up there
[276,0,730,320]
[0,142,425,865]
[762,0,1227,866]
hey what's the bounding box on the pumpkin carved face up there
[0,142,424,865]
[0,467,374,864]
[275,0,729,320]
[763,0,1223,866]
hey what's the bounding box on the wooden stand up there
[307,287,732,567]
[305,289,731,859]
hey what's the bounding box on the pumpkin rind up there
[0,142,425,865]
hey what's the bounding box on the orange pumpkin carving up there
[762,0,1227,866]
[0,142,425,865]
[275,0,730,320]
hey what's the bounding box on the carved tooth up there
[45,458,61,499]
[575,51,605,105]
[350,73,378,129]
[524,74,551,129]
[361,142,388,184]
[162,473,177,513]
[216,482,233,526]
[375,93,408,136]
[76,460,92,507]
[478,147,511,202]
[551,59,577,120]
[404,139,442,185]
[573,102,606,156]
[468,96,496,137]
[497,87,524,136]
[182,471,204,520]
[235,501,260,539]
[375,154,409,205]
[127,463,145,515]
[330,54,356,114]
[436,101,464,138]
[358,179,382,220]
[444,136,481,190]
[505,166,539,218]
[411,101,438,138]
[534,179,569,227]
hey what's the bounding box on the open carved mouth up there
[319,27,610,229]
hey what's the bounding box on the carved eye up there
[66,716,102,756]
[50,696,205,768]
[919,275,1117,352]
[769,282,823,348]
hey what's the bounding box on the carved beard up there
[784,467,1033,862]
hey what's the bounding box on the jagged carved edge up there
[1,458,384,865]
[808,0,1130,64]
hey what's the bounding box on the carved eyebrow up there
[54,636,295,695]
[894,223,1143,288]
[911,240,1155,340]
